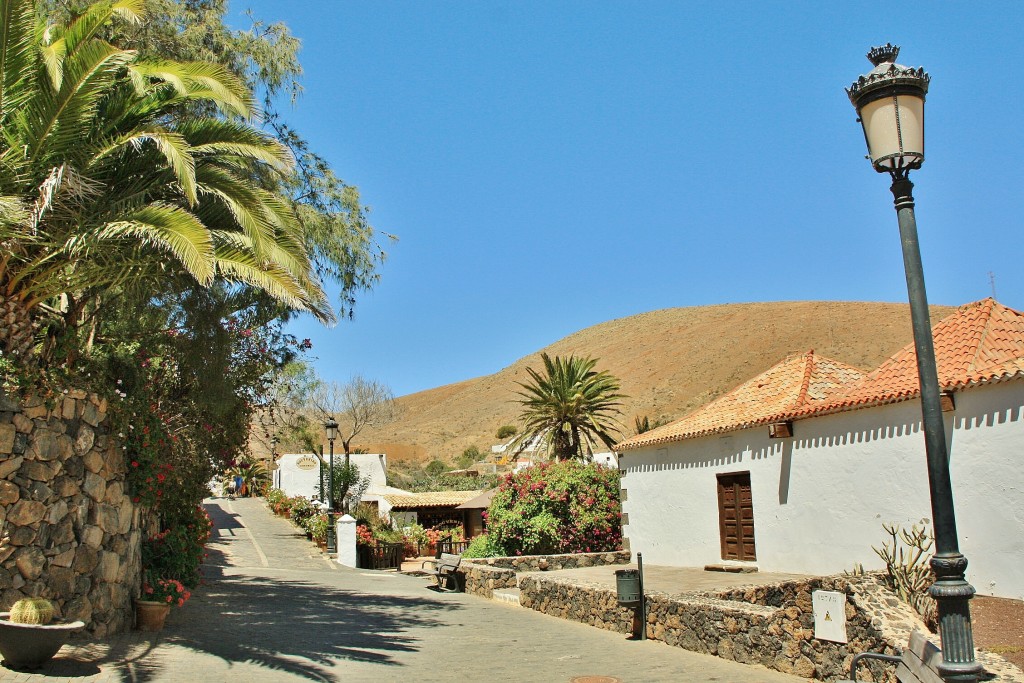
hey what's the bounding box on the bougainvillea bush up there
[485,461,622,556]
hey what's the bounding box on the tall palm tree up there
[0,0,329,365]
[512,353,625,461]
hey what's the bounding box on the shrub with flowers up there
[141,576,192,608]
[485,461,622,556]
[142,505,212,589]
[355,524,375,547]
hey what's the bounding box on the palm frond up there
[131,60,254,118]
[91,127,197,205]
[98,203,214,284]
[0,0,37,120]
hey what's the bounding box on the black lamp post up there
[325,417,339,554]
[847,44,980,683]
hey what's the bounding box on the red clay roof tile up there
[615,351,864,450]
[616,299,1024,452]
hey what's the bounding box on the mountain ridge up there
[359,300,956,464]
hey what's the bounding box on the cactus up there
[9,597,55,625]
[873,521,938,629]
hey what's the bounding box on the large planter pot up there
[0,614,85,670]
[135,600,171,632]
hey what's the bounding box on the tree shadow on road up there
[148,542,458,682]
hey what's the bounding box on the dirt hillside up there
[359,301,955,464]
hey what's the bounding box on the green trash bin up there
[615,568,641,606]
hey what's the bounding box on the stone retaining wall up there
[461,563,517,598]
[0,390,144,637]
[464,549,630,573]
[518,572,926,681]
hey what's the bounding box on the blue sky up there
[230,2,1024,398]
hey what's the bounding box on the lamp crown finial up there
[867,44,900,67]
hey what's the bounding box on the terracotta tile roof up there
[382,490,484,510]
[789,298,1024,418]
[616,351,865,451]
[616,299,1024,453]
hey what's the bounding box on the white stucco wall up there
[272,452,388,501]
[620,381,1024,600]
[273,453,323,498]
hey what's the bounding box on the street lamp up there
[325,417,339,554]
[847,44,980,683]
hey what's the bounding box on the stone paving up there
[0,497,807,682]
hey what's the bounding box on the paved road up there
[2,497,806,682]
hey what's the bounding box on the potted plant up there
[0,598,84,670]
[136,577,191,631]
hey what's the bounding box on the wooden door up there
[717,472,756,561]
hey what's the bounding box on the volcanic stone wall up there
[518,573,922,681]
[0,390,144,636]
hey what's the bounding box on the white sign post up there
[812,590,848,643]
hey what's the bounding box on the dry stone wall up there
[518,572,933,682]
[0,390,144,637]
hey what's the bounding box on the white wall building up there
[273,452,390,502]
[616,300,1024,600]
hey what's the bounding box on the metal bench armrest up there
[849,651,902,681]
[421,559,439,570]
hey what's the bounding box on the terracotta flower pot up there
[135,600,171,631]
[0,614,85,670]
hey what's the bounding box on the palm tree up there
[511,353,625,461]
[0,0,329,365]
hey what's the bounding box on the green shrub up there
[289,496,317,528]
[462,533,503,558]
[458,446,482,469]
[142,505,213,588]
[486,461,621,556]
[496,425,517,439]
[424,460,448,476]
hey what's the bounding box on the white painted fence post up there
[336,514,357,567]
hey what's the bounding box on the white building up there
[616,299,1024,600]
[273,452,404,514]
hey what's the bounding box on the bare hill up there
[360,301,955,464]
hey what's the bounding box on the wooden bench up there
[844,631,944,683]
[421,553,462,592]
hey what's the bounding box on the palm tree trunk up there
[0,293,37,365]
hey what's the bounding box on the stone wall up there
[464,549,630,573]
[461,563,516,598]
[518,572,931,682]
[0,390,144,637]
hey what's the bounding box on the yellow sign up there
[296,456,318,471]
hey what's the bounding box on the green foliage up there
[424,459,448,476]
[9,598,55,625]
[315,460,369,512]
[873,521,937,629]
[457,446,482,469]
[304,512,330,542]
[495,425,517,440]
[461,533,504,559]
[142,505,213,589]
[485,461,622,556]
[511,353,625,461]
[633,415,668,435]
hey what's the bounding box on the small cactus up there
[9,598,55,625]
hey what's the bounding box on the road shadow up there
[156,570,457,682]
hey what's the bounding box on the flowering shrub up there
[304,513,330,543]
[116,398,176,508]
[142,577,191,607]
[485,461,622,556]
[142,505,212,588]
[356,524,375,547]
